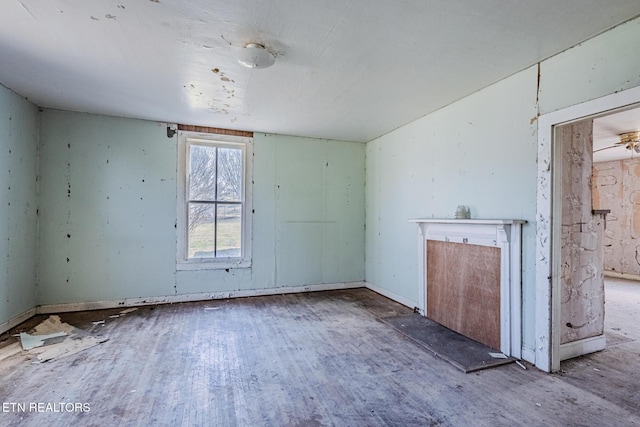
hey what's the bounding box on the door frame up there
[535,85,640,372]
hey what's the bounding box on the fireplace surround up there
[410,219,526,357]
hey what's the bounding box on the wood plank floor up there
[0,287,638,427]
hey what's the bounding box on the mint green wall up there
[38,111,177,304]
[176,134,365,293]
[38,111,365,304]
[0,85,39,324]
[256,134,365,287]
[365,16,640,354]
[366,66,538,335]
[539,18,640,115]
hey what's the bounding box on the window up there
[177,131,252,269]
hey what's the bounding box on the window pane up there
[188,203,216,258]
[217,147,242,202]
[189,145,216,201]
[216,204,242,258]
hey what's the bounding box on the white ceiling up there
[593,106,640,163]
[1,1,640,143]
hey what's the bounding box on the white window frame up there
[176,130,252,270]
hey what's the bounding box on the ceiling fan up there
[594,131,640,154]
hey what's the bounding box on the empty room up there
[1,1,640,426]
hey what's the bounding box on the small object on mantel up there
[455,205,470,219]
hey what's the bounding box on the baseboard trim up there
[37,281,367,314]
[0,307,38,334]
[604,270,640,281]
[364,281,418,311]
[559,335,606,361]
[521,347,536,364]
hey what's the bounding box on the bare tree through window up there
[188,143,243,258]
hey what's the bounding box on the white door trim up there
[535,85,640,372]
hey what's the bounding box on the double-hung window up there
[177,131,252,269]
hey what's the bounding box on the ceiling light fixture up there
[620,131,640,144]
[238,43,275,69]
[620,131,640,150]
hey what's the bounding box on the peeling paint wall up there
[558,120,604,344]
[593,157,640,276]
[37,111,365,305]
[0,84,39,324]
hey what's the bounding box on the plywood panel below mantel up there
[427,240,501,350]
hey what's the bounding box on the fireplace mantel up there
[409,218,526,357]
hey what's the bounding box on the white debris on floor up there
[12,315,109,363]
[30,336,109,363]
[19,331,67,351]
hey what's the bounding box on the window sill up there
[176,259,251,271]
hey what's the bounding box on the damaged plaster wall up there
[0,84,39,325]
[365,16,640,357]
[37,111,365,304]
[593,157,640,276]
[558,120,604,344]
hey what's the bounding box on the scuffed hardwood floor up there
[0,287,638,426]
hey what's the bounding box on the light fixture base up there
[238,43,275,69]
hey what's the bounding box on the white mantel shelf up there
[409,219,526,225]
[410,218,526,357]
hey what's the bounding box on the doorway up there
[553,118,607,362]
[535,85,640,372]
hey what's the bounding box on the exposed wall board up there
[0,84,38,325]
[593,158,640,275]
[426,241,501,350]
[539,18,640,116]
[38,111,178,304]
[177,125,252,138]
[179,134,365,294]
[365,16,640,357]
[557,121,604,345]
[269,134,365,287]
[37,113,365,304]
[365,66,539,349]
